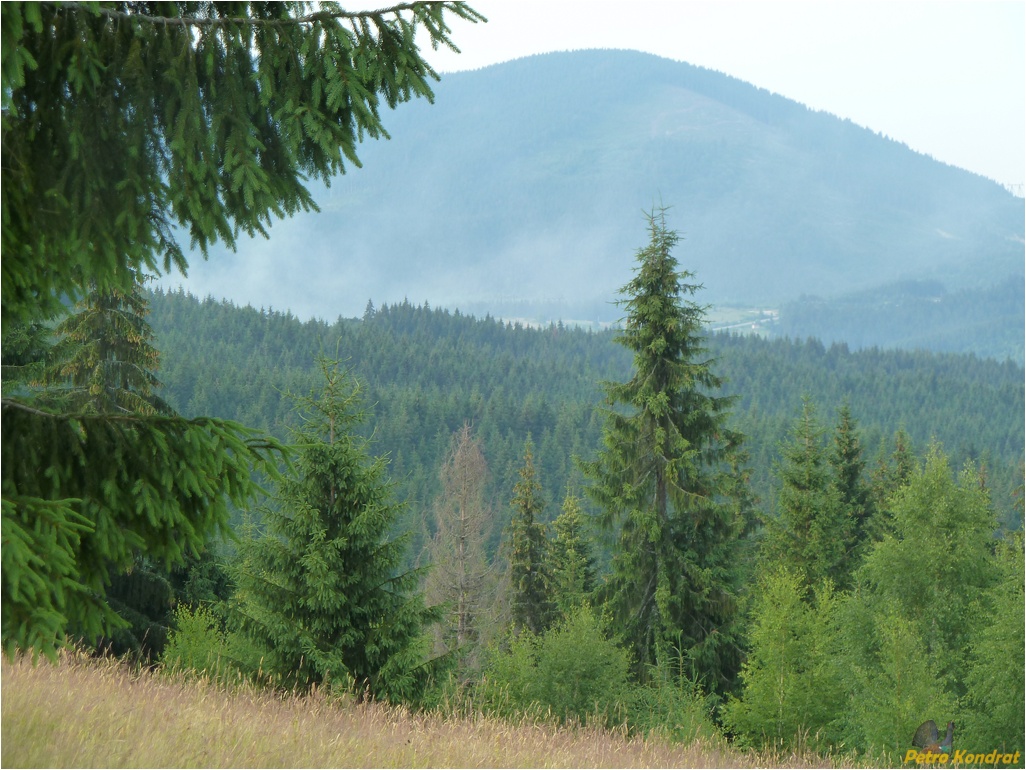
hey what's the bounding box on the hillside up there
[165,49,1024,357]
[148,289,1025,544]
[1,654,857,768]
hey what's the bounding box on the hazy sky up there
[426,1,1025,192]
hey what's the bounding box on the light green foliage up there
[959,532,1025,751]
[532,606,631,724]
[0,1,483,325]
[859,446,998,693]
[763,399,853,589]
[507,439,553,635]
[478,605,630,726]
[232,358,441,704]
[1,406,282,659]
[722,568,845,751]
[832,445,1001,761]
[581,208,747,691]
[548,491,596,616]
[840,601,956,764]
[160,605,238,682]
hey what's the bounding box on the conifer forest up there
[1,3,1023,767]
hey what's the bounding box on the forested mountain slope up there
[168,50,1024,350]
[150,289,1024,548]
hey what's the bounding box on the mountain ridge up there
[164,49,1023,349]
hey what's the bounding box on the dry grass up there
[1,652,858,768]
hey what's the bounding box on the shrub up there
[476,605,630,725]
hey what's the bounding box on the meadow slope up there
[1,654,861,769]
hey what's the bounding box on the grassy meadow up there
[0,653,860,769]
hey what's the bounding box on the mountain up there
[166,50,1024,336]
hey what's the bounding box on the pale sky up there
[426,1,1025,193]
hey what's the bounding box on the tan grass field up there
[1,653,857,768]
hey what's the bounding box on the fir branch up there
[47,2,485,31]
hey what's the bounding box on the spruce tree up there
[549,490,596,617]
[507,439,552,635]
[828,403,874,553]
[763,398,853,590]
[581,208,746,692]
[44,276,174,416]
[868,426,917,539]
[1,1,479,658]
[233,358,440,703]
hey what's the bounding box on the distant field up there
[1,653,859,769]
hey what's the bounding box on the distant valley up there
[165,50,1024,360]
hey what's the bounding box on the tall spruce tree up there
[1,1,480,657]
[233,358,440,703]
[581,208,746,692]
[507,439,552,635]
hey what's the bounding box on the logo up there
[906,720,1021,765]
[904,749,1022,766]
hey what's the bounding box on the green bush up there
[160,605,246,684]
[721,567,845,752]
[477,605,630,725]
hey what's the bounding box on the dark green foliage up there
[1,404,283,659]
[233,358,441,703]
[762,399,853,590]
[507,439,553,635]
[101,556,175,660]
[146,289,1025,535]
[581,209,746,692]
[0,319,53,392]
[829,404,873,549]
[0,0,483,325]
[1,1,479,662]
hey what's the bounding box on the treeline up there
[149,287,1025,543]
[8,274,1023,765]
[778,277,1026,364]
[143,260,1022,764]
